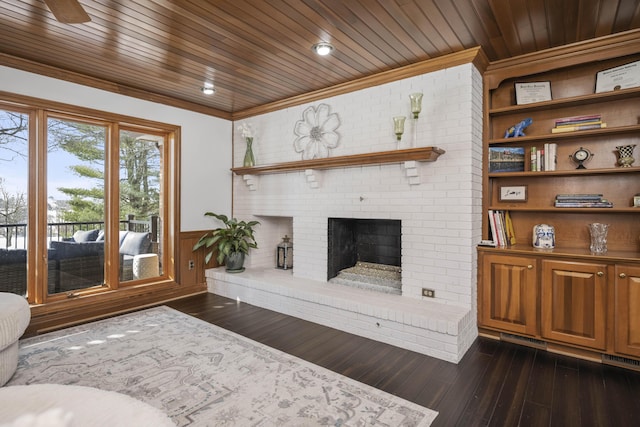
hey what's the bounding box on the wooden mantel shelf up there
[231,146,445,175]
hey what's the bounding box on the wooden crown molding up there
[2,46,487,121]
[232,47,488,120]
[0,52,232,120]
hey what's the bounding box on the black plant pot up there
[225,252,245,272]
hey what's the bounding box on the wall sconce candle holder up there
[409,93,423,119]
[393,116,406,142]
[409,93,423,147]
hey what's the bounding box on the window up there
[0,98,178,304]
[46,115,108,295]
[0,107,29,297]
[118,128,164,283]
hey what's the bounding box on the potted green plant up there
[193,212,259,272]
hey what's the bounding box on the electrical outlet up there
[188,260,195,270]
[422,288,435,298]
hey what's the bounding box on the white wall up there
[0,66,232,231]
[233,63,483,309]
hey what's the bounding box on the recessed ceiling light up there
[201,83,215,95]
[312,42,334,56]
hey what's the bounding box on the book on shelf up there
[554,114,601,125]
[544,143,557,171]
[489,147,525,173]
[551,123,607,133]
[554,194,613,207]
[530,147,545,171]
[488,210,514,247]
[495,211,507,247]
[551,114,605,133]
[530,147,537,171]
[555,201,613,207]
[504,211,516,245]
[530,143,557,171]
[554,120,602,128]
[537,148,544,171]
[556,193,604,200]
[488,210,499,246]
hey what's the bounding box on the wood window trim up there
[0,92,183,313]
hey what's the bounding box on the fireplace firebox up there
[327,218,401,293]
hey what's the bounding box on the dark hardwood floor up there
[166,293,640,427]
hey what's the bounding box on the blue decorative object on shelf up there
[504,117,533,138]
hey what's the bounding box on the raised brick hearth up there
[207,267,474,362]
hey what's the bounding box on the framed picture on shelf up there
[499,185,528,202]
[514,81,552,105]
[595,60,640,93]
[489,147,525,173]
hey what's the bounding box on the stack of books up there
[551,114,606,133]
[487,210,515,247]
[530,143,557,171]
[554,194,613,208]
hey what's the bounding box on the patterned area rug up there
[9,306,438,426]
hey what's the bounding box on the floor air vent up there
[602,354,640,371]
[500,333,547,349]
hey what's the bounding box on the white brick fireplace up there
[207,60,484,363]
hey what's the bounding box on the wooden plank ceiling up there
[0,0,639,118]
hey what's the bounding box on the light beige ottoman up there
[0,293,30,386]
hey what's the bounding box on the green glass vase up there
[243,137,255,167]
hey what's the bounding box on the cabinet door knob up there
[527,265,533,269]
[619,273,627,279]
[597,271,604,277]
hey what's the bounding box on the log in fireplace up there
[327,218,401,294]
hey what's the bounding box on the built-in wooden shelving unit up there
[231,146,445,175]
[478,31,640,368]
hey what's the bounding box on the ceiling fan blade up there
[43,0,91,23]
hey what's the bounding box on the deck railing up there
[0,215,161,296]
[0,215,159,249]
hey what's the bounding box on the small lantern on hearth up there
[276,235,293,270]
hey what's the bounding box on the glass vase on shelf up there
[243,137,255,167]
[588,223,609,255]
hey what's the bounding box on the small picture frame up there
[489,147,525,173]
[515,82,552,105]
[499,185,528,202]
[595,60,640,93]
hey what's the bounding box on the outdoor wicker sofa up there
[0,229,153,296]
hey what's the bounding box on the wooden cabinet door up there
[480,253,538,336]
[541,260,607,350]
[614,264,640,358]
